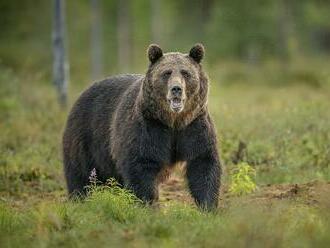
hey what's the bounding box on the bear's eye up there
[181,70,191,79]
[162,70,172,80]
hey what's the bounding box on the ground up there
[0,65,330,247]
[160,174,330,208]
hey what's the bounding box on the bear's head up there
[141,44,209,128]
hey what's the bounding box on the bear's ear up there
[147,44,163,64]
[189,43,204,63]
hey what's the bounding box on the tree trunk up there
[52,0,69,107]
[91,0,103,80]
[117,0,131,72]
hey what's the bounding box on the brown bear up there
[63,44,221,210]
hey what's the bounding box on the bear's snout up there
[167,79,186,113]
[170,85,182,97]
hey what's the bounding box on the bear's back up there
[63,73,144,183]
[67,73,143,127]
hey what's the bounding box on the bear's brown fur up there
[63,44,222,210]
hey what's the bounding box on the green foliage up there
[206,0,278,60]
[1,0,330,78]
[229,162,257,196]
[0,66,64,196]
[1,190,330,247]
[85,178,145,223]
[209,78,330,184]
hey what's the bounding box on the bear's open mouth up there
[169,98,184,113]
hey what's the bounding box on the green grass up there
[210,82,330,184]
[1,185,330,248]
[0,64,330,247]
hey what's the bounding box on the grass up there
[1,185,330,247]
[0,64,330,247]
[211,82,330,184]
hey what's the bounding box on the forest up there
[0,0,330,247]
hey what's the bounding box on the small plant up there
[88,168,97,186]
[229,162,257,196]
[84,169,141,205]
[84,168,101,195]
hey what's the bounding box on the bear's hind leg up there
[64,160,90,199]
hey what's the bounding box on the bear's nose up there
[171,86,182,97]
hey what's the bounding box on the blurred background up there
[1,2,330,245]
[1,0,330,86]
[0,0,330,197]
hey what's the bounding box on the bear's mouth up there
[168,98,184,113]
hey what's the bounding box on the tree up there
[91,0,103,80]
[52,0,69,107]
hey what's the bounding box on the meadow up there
[0,63,330,247]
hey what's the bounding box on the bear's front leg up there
[186,151,221,211]
[123,160,161,204]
